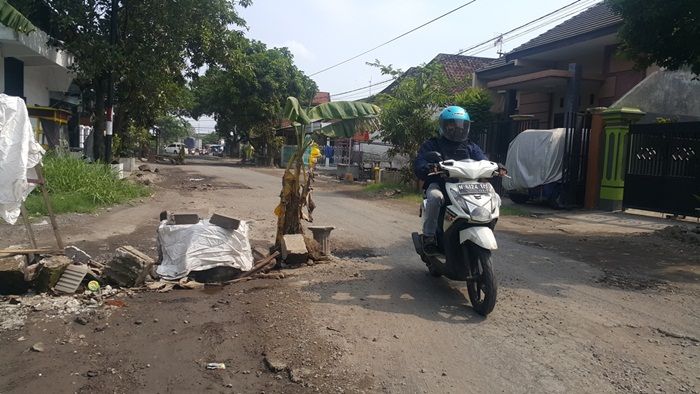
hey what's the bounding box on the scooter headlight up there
[470,206,492,223]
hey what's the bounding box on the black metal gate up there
[624,122,700,217]
[560,112,592,207]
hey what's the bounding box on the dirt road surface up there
[1,160,698,394]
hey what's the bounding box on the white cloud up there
[283,40,315,62]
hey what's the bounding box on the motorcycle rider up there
[414,105,491,255]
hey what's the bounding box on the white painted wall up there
[24,66,50,106]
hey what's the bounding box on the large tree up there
[15,0,251,159]
[607,0,700,75]
[190,39,317,159]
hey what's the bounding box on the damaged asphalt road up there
[1,160,698,393]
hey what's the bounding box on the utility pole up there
[105,0,118,163]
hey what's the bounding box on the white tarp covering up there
[0,94,45,224]
[156,219,254,280]
[502,128,565,191]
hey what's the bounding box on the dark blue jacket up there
[414,137,487,187]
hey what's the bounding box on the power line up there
[461,0,599,57]
[455,0,594,55]
[332,78,394,97]
[325,0,599,101]
[309,0,479,77]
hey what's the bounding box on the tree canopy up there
[15,0,252,159]
[190,40,318,142]
[607,0,700,75]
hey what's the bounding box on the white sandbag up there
[502,128,565,191]
[0,95,45,224]
[155,219,253,280]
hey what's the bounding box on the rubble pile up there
[0,285,122,331]
[0,210,333,331]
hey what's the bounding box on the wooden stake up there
[34,164,64,250]
[20,204,37,249]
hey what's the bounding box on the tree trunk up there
[93,78,107,162]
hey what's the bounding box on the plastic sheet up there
[0,94,45,224]
[502,128,565,191]
[155,219,254,280]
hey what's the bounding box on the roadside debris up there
[104,246,154,288]
[54,263,89,294]
[206,363,226,370]
[34,256,71,293]
[282,234,308,265]
[0,254,29,295]
[155,214,253,280]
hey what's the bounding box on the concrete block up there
[104,246,154,287]
[0,254,29,295]
[35,255,72,293]
[173,214,200,225]
[282,234,308,265]
[210,213,241,230]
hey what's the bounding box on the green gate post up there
[599,107,645,211]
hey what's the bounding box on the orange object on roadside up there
[104,299,127,308]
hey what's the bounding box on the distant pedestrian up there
[324,144,334,165]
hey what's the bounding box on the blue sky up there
[191,0,602,132]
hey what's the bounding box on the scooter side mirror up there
[424,151,443,163]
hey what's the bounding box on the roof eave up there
[505,23,621,62]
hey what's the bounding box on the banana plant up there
[274,96,380,246]
[0,1,36,33]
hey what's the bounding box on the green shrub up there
[25,154,150,215]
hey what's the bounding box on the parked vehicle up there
[209,144,224,157]
[502,128,566,208]
[411,153,502,316]
[164,142,186,155]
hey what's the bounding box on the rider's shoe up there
[422,235,440,256]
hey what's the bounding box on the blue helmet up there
[438,105,471,142]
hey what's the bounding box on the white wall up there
[23,66,50,106]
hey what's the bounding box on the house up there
[474,3,699,216]
[474,3,654,128]
[0,4,77,148]
[379,53,495,96]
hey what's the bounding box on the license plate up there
[457,183,490,194]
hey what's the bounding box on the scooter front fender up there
[459,226,498,250]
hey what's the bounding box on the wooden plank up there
[0,248,64,255]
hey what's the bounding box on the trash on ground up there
[206,363,226,370]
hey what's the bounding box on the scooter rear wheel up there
[465,245,497,316]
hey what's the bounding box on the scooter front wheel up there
[465,245,497,316]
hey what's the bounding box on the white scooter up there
[411,152,503,316]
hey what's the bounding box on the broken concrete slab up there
[209,213,241,230]
[64,246,93,265]
[0,254,29,295]
[35,255,72,293]
[103,246,154,288]
[282,234,308,265]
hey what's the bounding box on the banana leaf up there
[0,0,36,33]
[307,101,380,122]
[315,118,380,138]
[283,96,380,126]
